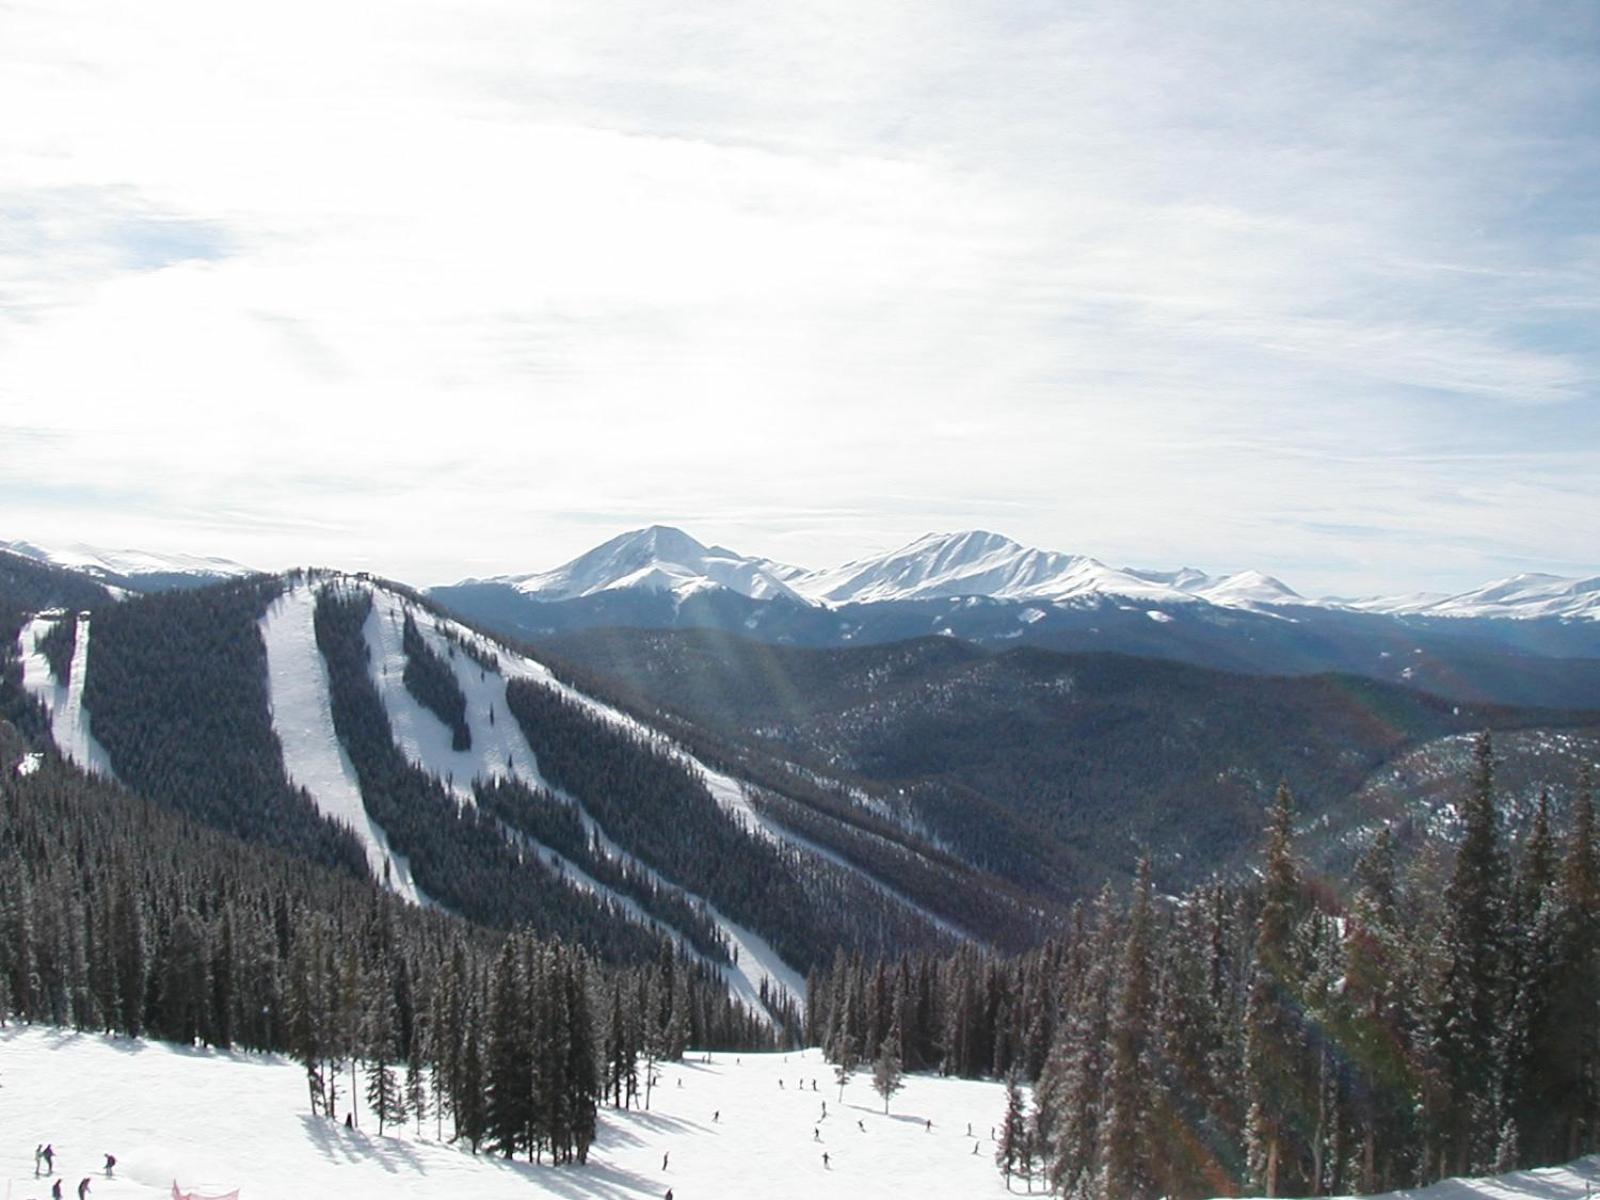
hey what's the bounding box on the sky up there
[3,0,1597,597]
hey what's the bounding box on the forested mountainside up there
[529,626,1600,898]
[1,565,1026,1007]
[0,724,776,1163]
[808,745,1600,1200]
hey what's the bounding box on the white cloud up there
[2,0,1596,594]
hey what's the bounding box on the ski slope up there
[361,583,807,1012]
[16,612,116,779]
[257,578,803,1013]
[5,1025,1596,1200]
[259,586,426,906]
[0,1027,1017,1200]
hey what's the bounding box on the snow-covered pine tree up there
[997,1069,1029,1191]
[485,938,532,1157]
[405,1050,428,1139]
[832,1022,858,1102]
[1436,732,1508,1176]
[871,1020,904,1114]
[1034,885,1118,1197]
[363,961,405,1136]
[1099,857,1157,1200]
[1245,782,1311,1197]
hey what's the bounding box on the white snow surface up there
[1352,572,1600,621]
[0,1028,1023,1200]
[17,612,116,778]
[7,1025,1600,1200]
[259,585,425,906]
[2,538,256,584]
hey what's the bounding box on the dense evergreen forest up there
[807,734,1600,1198]
[532,627,1595,905]
[402,611,471,750]
[503,676,953,972]
[83,576,372,873]
[0,723,776,1165]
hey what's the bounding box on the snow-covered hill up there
[4,1025,1598,1200]
[1348,572,1600,621]
[1,539,256,590]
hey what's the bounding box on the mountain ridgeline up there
[432,526,1600,710]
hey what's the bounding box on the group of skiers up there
[32,1143,114,1200]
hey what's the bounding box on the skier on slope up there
[43,1144,55,1174]
[51,1178,62,1200]
[78,1178,92,1200]
[104,1153,116,1177]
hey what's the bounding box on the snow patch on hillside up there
[17,612,116,778]
[259,585,425,905]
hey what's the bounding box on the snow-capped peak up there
[1353,572,1600,621]
[788,530,1224,608]
[1,538,257,586]
[450,528,1600,623]
[473,525,807,603]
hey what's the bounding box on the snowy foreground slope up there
[5,1027,1599,1200]
[0,1027,1011,1200]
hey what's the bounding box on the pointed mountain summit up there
[788,530,1241,608]
[475,525,808,603]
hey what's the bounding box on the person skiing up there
[43,1144,55,1173]
[857,1119,865,1132]
[662,1151,669,1170]
[925,1118,932,1132]
[35,1144,43,1176]
[822,1151,830,1168]
[104,1153,116,1177]
[51,1179,62,1200]
[713,1110,720,1123]
[78,1179,92,1200]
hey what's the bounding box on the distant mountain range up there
[456,525,1600,621]
[0,538,256,592]
[433,527,1600,710]
[8,528,1600,708]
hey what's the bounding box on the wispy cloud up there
[1,0,1595,593]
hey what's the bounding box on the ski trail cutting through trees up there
[359,584,804,1011]
[259,584,425,905]
[17,611,116,779]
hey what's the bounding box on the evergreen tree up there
[871,1020,905,1114]
[1100,857,1157,1200]
[997,1069,1029,1191]
[1436,733,1508,1175]
[1245,783,1310,1197]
